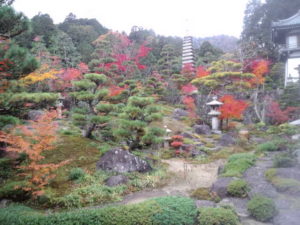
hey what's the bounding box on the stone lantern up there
[206,96,223,133]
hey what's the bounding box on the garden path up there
[120,158,224,205]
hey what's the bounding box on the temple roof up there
[272,10,300,28]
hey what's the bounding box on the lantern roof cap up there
[206,96,223,106]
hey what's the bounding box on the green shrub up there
[198,207,239,225]
[256,141,278,152]
[256,138,288,152]
[0,197,197,225]
[0,115,20,129]
[267,124,297,135]
[68,168,86,181]
[273,152,297,168]
[151,196,197,225]
[247,196,277,222]
[227,179,250,198]
[0,181,30,200]
[190,187,212,200]
[222,153,256,177]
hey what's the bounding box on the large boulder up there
[210,177,234,198]
[193,124,211,135]
[173,108,189,120]
[27,110,44,121]
[218,133,236,146]
[96,148,152,173]
[106,175,128,187]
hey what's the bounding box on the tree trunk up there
[83,123,96,138]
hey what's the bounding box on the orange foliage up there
[0,111,69,196]
[219,95,248,120]
[249,60,270,85]
[196,66,210,78]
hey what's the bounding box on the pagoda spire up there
[182,20,195,73]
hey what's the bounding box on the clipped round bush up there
[198,207,239,225]
[247,196,277,222]
[227,179,250,198]
[68,168,86,181]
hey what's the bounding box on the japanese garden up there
[0,0,300,224]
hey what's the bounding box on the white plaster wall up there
[286,58,300,86]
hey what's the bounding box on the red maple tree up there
[219,95,248,120]
[181,83,198,95]
[267,101,298,125]
[183,96,197,118]
[196,66,210,78]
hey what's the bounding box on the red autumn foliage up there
[0,111,69,197]
[181,63,195,81]
[171,141,183,148]
[181,83,198,95]
[183,96,196,118]
[77,62,89,74]
[171,135,184,141]
[267,101,298,125]
[0,59,12,92]
[248,59,270,85]
[51,68,83,91]
[219,95,248,120]
[196,66,210,78]
[108,85,127,97]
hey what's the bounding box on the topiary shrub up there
[198,207,239,225]
[152,196,198,225]
[68,168,86,181]
[247,196,277,222]
[227,179,250,198]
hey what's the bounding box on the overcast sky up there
[13,0,249,38]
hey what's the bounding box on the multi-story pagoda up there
[182,36,195,71]
[272,10,300,86]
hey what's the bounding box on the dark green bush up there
[273,152,297,168]
[198,207,239,225]
[227,179,250,198]
[0,181,29,200]
[0,197,197,225]
[247,196,277,222]
[68,168,86,180]
[0,157,13,179]
[222,153,256,177]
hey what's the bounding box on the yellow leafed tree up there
[22,64,59,84]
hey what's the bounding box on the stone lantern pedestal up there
[207,96,223,134]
